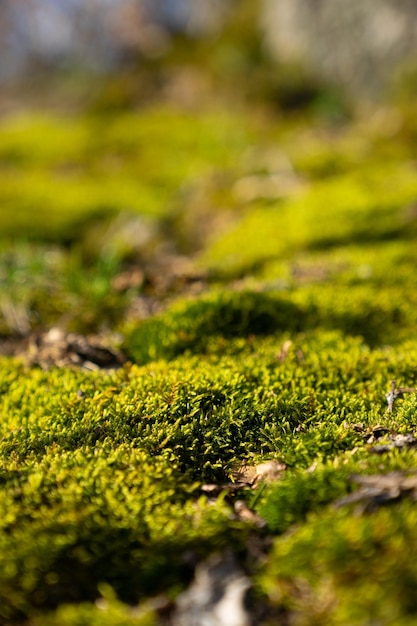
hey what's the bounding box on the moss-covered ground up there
[1,87,417,625]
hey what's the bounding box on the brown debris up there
[291,262,332,284]
[201,461,286,500]
[370,432,417,454]
[335,471,417,512]
[200,461,284,529]
[385,379,416,412]
[232,460,286,487]
[233,500,266,528]
[345,422,365,432]
[0,336,29,358]
[363,425,390,444]
[277,340,292,363]
[276,340,304,363]
[145,254,207,297]
[200,482,252,497]
[111,267,145,292]
[25,327,126,370]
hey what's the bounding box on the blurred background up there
[0,0,417,348]
[1,0,417,109]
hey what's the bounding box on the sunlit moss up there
[199,162,417,276]
[258,499,417,625]
[2,330,417,620]
[0,107,251,241]
[2,88,417,625]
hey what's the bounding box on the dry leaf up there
[233,460,286,486]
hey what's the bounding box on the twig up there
[386,379,417,412]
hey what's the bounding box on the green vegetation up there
[0,107,250,241]
[2,53,417,625]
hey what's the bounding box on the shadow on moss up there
[1,520,237,621]
[307,222,415,253]
[125,288,406,363]
[125,290,306,363]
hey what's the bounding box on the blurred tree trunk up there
[261,0,417,99]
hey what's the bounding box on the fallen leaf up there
[232,460,286,486]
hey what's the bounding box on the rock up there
[172,551,251,626]
[335,471,417,512]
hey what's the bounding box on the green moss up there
[3,86,417,625]
[258,500,417,625]
[124,289,307,362]
[0,107,250,242]
[1,325,417,620]
[37,590,156,626]
[123,278,417,367]
[199,163,417,276]
[0,362,246,620]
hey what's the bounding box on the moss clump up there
[199,163,417,277]
[0,107,250,242]
[3,332,417,621]
[258,499,417,625]
[124,289,307,363]
[3,82,417,624]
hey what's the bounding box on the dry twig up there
[385,379,416,412]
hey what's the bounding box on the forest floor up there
[1,88,417,625]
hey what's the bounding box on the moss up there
[0,107,251,242]
[3,89,417,624]
[2,328,417,620]
[199,162,417,277]
[124,289,307,363]
[258,500,417,625]
[36,590,156,626]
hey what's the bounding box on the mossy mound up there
[0,107,249,242]
[2,332,417,622]
[2,97,417,624]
